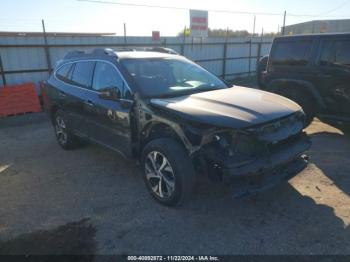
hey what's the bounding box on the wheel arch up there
[138,121,193,158]
[50,104,61,124]
[267,79,326,109]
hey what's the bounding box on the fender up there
[139,118,200,155]
[267,79,327,109]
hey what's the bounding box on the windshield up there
[121,57,228,97]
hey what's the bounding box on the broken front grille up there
[246,112,305,144]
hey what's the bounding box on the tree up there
[177,28,278,38]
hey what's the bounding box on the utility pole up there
[252,15,256,36]
[0,54,6,86]
[123,23,127,44]
[42,19,52,74]
[282,11,286,35]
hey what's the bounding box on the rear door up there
[65,61,96,136]
[317,37,350,117]
[85,61,133,157]
[52,62,74,112]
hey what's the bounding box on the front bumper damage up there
[223,134,311,198]
[198,120,311,198]
[230,154,309,198]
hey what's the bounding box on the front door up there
[85,61,133,157]
[317,38,350,117]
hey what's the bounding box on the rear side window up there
[56,64,72,82]
[271,40,312,66]
[71,61,95,89]
[320,40,350,68]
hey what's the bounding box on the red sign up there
[189,10,208,37]
[152,31,160,41]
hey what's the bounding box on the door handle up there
[84,100,94,107]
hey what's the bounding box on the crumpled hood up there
[150,86,302,129]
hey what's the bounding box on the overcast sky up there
[1,0,350,36]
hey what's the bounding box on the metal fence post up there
[180,43,185,55]
[256,42,262,71]
[180,26,186,55]
[222,42,228,79]
[248,39,252,75]
[0,54,6,86]
[42,20,52,74]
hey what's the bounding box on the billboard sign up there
[152,31,160,41]
[190,10,208,37]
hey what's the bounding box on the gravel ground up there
[0,112,349,255]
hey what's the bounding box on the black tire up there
[53,109,83,150]
[279,88,317,127]
[257,56,269,89]
[141,138,196,206]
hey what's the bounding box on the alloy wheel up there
[55,116,68,145]
[145,151,176,198]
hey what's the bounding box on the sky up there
[0,0,350,36]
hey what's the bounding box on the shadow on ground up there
[309,130,350,198]
[0,219,96,258]
[0,114,349,255]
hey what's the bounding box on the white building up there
[283,19,350,35]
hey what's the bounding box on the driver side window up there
[92,62,124,94]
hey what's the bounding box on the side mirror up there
[98,87,121,100]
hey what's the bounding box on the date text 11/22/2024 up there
[127,256,220,261]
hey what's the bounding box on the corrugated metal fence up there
[0,35,273,91]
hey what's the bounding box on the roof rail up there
[142,47,179,55]
[63,47,179,60]
[64,48,117,59]
[114,47,136,52]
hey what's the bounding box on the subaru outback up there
[44,48,311,206]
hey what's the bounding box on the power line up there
[318,0,350,16]
[77,0,350,18]
[77,0,285,16]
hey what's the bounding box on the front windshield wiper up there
[186,85,227,94]
[151,86,228,99]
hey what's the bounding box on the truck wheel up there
[54,109,83,150]
[280,88,317,127]
[141,138,196,206]
[257,56,268,89]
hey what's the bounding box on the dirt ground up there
[0,112,349,255]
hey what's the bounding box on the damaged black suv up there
[45,48,311,206]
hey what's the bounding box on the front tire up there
[279,88,317,127]
[141,138,196,206]
[257,56,268,89]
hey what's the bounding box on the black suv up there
[44,48,310,206]
[259,33,350,125]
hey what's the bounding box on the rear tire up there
[141,138,196,206]
[279,88,317,127]
[54,109,83,150]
